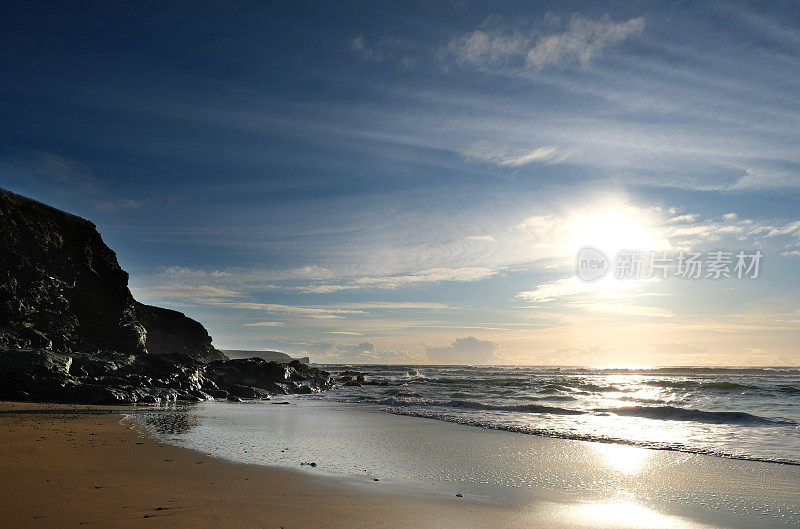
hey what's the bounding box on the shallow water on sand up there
[131,399,800,529]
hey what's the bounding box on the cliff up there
[0,188,224,361]
[136,303,220,363]
[222,350,310,364]
[0,189,333,403]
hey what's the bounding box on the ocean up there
[316,365,800,465]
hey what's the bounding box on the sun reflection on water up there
[572,500,692,529]
[594,441,652,476]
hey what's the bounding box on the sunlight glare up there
[568,205,666,258]
[594,442,652,475]
[572,500,691,529]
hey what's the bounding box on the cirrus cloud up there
[443,15,645,72]
[526,15,645,69]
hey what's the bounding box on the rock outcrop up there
[221,349,309,364]
[136,303,220,363]
[0,189,147,354]
[0,349,333,404]
[0,188,224,360]
[0,188,333,403]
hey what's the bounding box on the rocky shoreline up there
[0,348,333,404]
[0,188,333,405]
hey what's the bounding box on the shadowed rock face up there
[0,189,146,354]
[0,189,333,403]
[0,188,224,361]
[135,302,220,363]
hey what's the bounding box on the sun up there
[568,205,666,258]
[561,202,671,293]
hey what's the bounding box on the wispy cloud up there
[763,220,800,237]
[274,268,497,293]
[349,34,414,67]
[461,144,577,167]
[516,277,647,303]
[208,302,365,319]
[154,265,334,283]
[210,300,453,319]
[443,15,645,71]
[443,29,530,69]
[351,267,496,289]
[500,147,562,166]
[133,282,455,320]
[131,284,243,301]
[136,265,495,294]
[526,15,645,69]
[331,302,452,310]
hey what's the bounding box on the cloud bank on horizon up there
[1,1,798,365]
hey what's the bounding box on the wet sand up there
[1,401,797,528]
[0,401,548,529]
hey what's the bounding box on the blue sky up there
[2,1,799,365]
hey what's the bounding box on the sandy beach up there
[2,401,798,529]
[0,401,549,529]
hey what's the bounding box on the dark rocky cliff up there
[0,189,333,403]
[0,188,224,361]
[135,303,220,363]
[0,189,145,353]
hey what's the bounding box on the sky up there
[1,0,799,365]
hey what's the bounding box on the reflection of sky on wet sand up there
[558,444,719,528]
[130,400,800,528]
[561,499,721,529]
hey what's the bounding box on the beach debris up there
[300,462,317,467]
[456,493,463,498]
